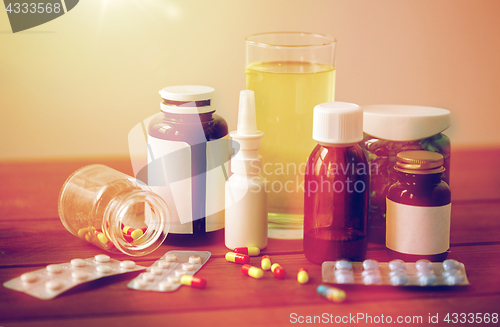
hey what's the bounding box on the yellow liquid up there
[245,61,336,232]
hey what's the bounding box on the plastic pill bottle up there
[58,164,169,256]
[148,85,228,245]
[303,102,368,264]
[386,151,451,262]
[359,105,451,244]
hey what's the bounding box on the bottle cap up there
[312,102,363,144]
[395,151,445,174]
[362,105,451,141]
[159,85,215,114]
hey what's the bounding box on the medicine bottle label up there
[147,136,227,234]
[386,199,451,255]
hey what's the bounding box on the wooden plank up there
[1,245,499,322]
[3,294,500,327]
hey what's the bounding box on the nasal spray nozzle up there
[230,90,264,175]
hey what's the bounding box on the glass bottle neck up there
[397,171,443,185]
[162,111,215,124]
[101,186,168,256]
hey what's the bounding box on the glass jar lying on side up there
[58,164,170,256]
[359,105,451,244]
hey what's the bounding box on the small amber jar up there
[386,151,451,262]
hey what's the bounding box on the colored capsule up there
[241,264,264,279]
[271,263,286,279]
[130,228,144,240]
[297,268,309,284]
[261,255,272,271]
[180,275,207,289]
[225,252,250,264]
[317,285,346,303]
[233,247,260,256]
[123,225,134,235]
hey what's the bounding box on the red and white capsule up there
[233,247,260,256]
[180,275,207,289]
[225,252,250,264]
[271,263,286,279]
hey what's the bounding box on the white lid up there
[313,102,363,144]
[362,105,451,141]
[159,85,214,101]
[159,85,215,114]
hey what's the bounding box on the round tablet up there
[415,259,433,272]
[71,258,87,268]
[418,274,437,286]
[388,259,406,271]
[21,272,39,283]
[46,264,63,274]
[164,253,177,262]
[120,260,136,269]
[363,273,382,285]
[445,273,464,285]
[335,272,355,284]
[442,259,460,271]
[72,271,89,281]
[335,260,352,270]
[151,267,163,275]
[362,269,381,277]
[363,259,379,270]
[157,260,170,269]
[182,263,195,271]
[167,275,180,284]
[189,256,201,264]
[174,269,186,277]
[134,279,147,289]
[95,254,111,263]
[159,281,173,291]
[390,273,409,286]
[142,273,155,282]
[46,279,64,292]
[96,265,113,275]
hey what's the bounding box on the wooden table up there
[1,149,500,326]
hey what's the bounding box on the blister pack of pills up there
[322,259,469,286]
[3,255,146,300]
[127,250,211,292]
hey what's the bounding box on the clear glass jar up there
[58,164,169,256]
[359,105,451,244]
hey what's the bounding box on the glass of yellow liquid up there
[245,32,336,239]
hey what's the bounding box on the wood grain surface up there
[1,149,499,326]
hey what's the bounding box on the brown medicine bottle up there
[148,85,228,245]
[386,151,451,261]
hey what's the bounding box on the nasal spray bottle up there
[225,90,268,250]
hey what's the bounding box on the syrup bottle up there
[303,102,368,264]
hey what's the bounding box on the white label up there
[147,135,227,234]
[386,199,451,255]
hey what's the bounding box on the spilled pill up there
[261,255,272,271]
[225,252,250,264]
[233,247,260,256]
[241,264,263,279]
[271,263,286,279]
[297,268,309,284]
[180,275,207,289]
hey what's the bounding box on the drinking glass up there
[245,32,336,239]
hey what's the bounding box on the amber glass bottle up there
[303,102,368,264]
[148,86,228,245]
[386,151,451,261]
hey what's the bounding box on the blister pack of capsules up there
[128,250,211,292]
[322,259,469,286]
[3,255,146,300]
